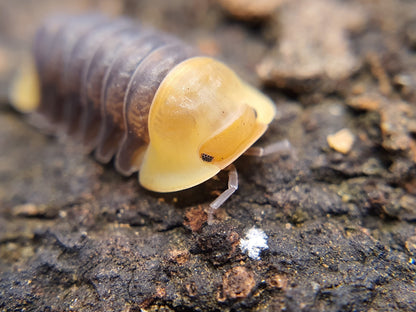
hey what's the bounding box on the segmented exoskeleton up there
[34,15,197,175]
[11,14,277,210]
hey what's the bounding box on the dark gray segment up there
[78,27,142,153]
[35,15,108,124]
[115,43,199,176]
[33,14,200,175]
[95,31,174,163]
[33,15,72,119]
[61,18,134,136]
[33,14,72,80]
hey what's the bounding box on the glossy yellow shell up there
[138,57,276,192]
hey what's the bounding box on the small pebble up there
[327,128,355,154]
[217,0,284,20]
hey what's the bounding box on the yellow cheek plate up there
[200,105,267,168]
[139,56,276,192]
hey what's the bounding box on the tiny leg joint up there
[244,139,292,157]
[208,164,238,224]
[209,164,238,210]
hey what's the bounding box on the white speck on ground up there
[240,227,269,260]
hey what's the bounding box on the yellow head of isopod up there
[139,56,276,192]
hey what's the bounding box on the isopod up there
[10,14,279,212]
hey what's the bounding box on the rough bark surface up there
[1,0,416,311]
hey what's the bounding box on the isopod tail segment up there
[9,14,277,211]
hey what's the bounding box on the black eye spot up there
[252,108,258,118]
[201,153,214,162]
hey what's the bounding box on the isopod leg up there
[244,139,292,157]
[94,125,122,163]
[115,135,148,176]
[208,164,238,224]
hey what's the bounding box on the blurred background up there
[1,0,415,103]
[0,0,280,103]
[1,0,415,104]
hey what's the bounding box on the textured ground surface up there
[0,0,416,311]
